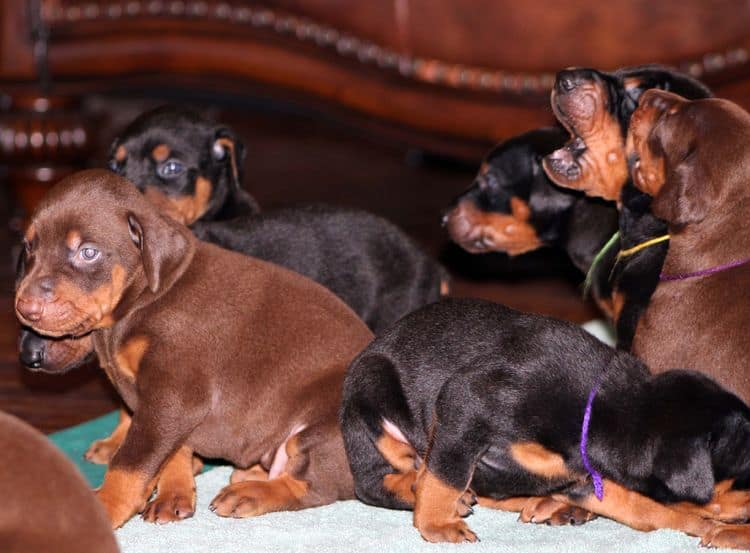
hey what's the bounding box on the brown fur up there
[628,91,750,403]
[0,411,119,553]
[15,169,374,528]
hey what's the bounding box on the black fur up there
[109,106,260,220]
[191,204,448,333]
[445,128,619,274]
[341,298,750,511]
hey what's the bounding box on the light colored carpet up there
[115,466,716,553]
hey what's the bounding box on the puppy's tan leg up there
[211,418,352,518]
[97,401,206,528]
[671,480,750,523]
[84,408,131,464]
[141,445,197,524]
[413,466,478,543]
[553,479,717,538]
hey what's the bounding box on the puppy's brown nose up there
[16,296,45,322]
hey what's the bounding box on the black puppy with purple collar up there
[341,298,750,548]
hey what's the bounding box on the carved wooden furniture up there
[2,0,750,213]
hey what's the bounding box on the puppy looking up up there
[15,169,374,528]
[628,90,750,404]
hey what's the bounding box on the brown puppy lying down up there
[0,411,119,552]
[15,169,374,528]
[628,90,750,404]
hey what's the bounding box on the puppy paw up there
[141,491,195,524]
[456,490,477,517]
[701,525,750,549]
[210,478,302,518]
[418,520,478,543]
[519,497,594,526]
[84,437,119,465]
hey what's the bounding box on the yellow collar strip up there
[616,234,670,260]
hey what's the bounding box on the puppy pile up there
[12,64,750,552]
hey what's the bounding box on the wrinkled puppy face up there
[543,68,629,201]
[15,169,193,338]
[108,106,246,225]
[627,91,750,227]
[444,148,542,256]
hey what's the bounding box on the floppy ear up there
[211,127,245,193]
[650,143,711,227]
[127,211,193,294]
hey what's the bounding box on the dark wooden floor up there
[0,96,599,433]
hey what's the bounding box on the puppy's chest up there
[92,331,144,410]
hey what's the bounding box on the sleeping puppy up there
[542,65,712,350]
[341,298,750,548]
[108,107,448,334]
[15,169,374,529]
[443,127,618,317]
[109,105,259,223]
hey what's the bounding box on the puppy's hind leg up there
[340,353,421,510]
[210,416,351,517]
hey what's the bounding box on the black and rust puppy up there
[443,127,618,315]
[341,298,750,548]
[16,169,374,529]
[109,106,259,224]
[108,107,448,334]
[543,66,711,350]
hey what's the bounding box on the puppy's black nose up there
[19,347,43,369]
[555,69,586,94]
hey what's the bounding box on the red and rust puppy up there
[341,299,750,548]
[109,106,259,224]
[628,90,750,405]
[0,410,119,553]
[15,169,374,528]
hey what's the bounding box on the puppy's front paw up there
[84,437,119,465]
[141,491,195,524]
[701,525,750,550]
[418,520,478,543]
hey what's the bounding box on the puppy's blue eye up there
[79,247,100,262]
[157,159,186,179]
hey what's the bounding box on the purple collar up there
[660,256,750,282]
[580,382,604,501]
